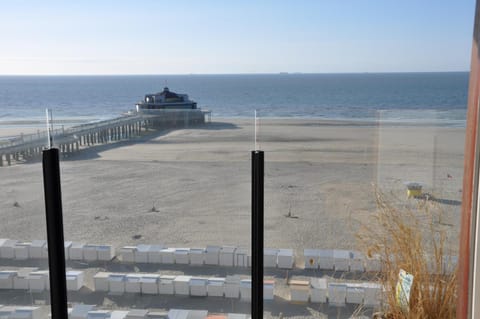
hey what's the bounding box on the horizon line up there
[0,71,470,77]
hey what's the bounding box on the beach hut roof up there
[186,310,208,319]
[264,248,278,255]
[221,246,236,253]
[174,275,192,283]
[310,278,327,289]
[167,309,189,319]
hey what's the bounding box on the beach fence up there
[0,109,211,166]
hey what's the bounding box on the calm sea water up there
[0,72,469,126]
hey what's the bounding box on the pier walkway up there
[0,109,211,166]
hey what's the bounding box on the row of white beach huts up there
[92,273,382,307]
[0,268,382,307]
[0,239,458,274]
[0,268,84,292]
[95,273,273,301]
[0,305,251,319]
[0,238,377,272]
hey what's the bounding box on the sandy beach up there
[0,118,464,252]
[0,118,465,317]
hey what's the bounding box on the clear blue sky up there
[0,0,475,75]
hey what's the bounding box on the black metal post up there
[252,150,264,319]
[42,148,68,319]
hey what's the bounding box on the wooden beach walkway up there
[0,109,211,166]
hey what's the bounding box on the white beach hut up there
[11,306,44,319]
[83,245,98,262]
[28,271,49,292]
[140,274,159,295]
[174,275,191,296]
[304,249,319,269]
[159,275,175,295]
[365,254,382,273]
[363,282,382,307]
[70,242,86,261]
[146,311,168,319]
[125,309,148,319]
[220,246,236,267]
[333,250,350,272]
[71,305,96,319]
[0,306,15,318]
[310,278,328,303]
[147,245,163,264]
[224,275,241,298]
[234,248,249,267]
[160,248,175,264]
[318,249,335,270]
[42,242,49,259]
[42,243,49,259]
[66,271,84,291]
[264,279,274,300]
[0,271,17,289]
[28,240,46,259]
[0,238,8,250]
[111,311,129,319]
[328,282,347,306]
[97,245,115,261]
[0,239,17,259]
[186,310,208,319]
[277,249,294,269]
[349,251,365,272]
[174,248,190,265]
[205,245,221,265]
[289,280,310,303]
[346,283,365,304]
[13,242,31,260]
[189,248,205,265]
[86,310,111,319]
[167,309,189,319]
[207,277,225,297]
[108,274,126,295]
[119,246,136,263]
[240,279,251,301]
[264,249,278,268]
[189,277,208,297]
[64,241,73,260]
[94,272,111,292]
[134,245,150,263]
[125,274,143,294]
[14,268,37,290]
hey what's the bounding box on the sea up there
[0,72,469,128]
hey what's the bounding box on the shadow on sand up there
[415,193,462,206]
[20,121,240,164]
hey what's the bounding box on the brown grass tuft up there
[357,191,457,318]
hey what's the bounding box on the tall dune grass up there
[358,191,457,318]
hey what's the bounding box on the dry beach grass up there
[358,191,458,318]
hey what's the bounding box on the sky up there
[0,0,476,75]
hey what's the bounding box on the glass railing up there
[0,130,50,318]
[57,115,253,317]
[259,112,464,318]
[0,81,468,318]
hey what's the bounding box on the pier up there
[0,109,211,166]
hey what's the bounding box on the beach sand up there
[0,118,465,317]
[0,118,464,251]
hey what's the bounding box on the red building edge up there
[458,1,480,318]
